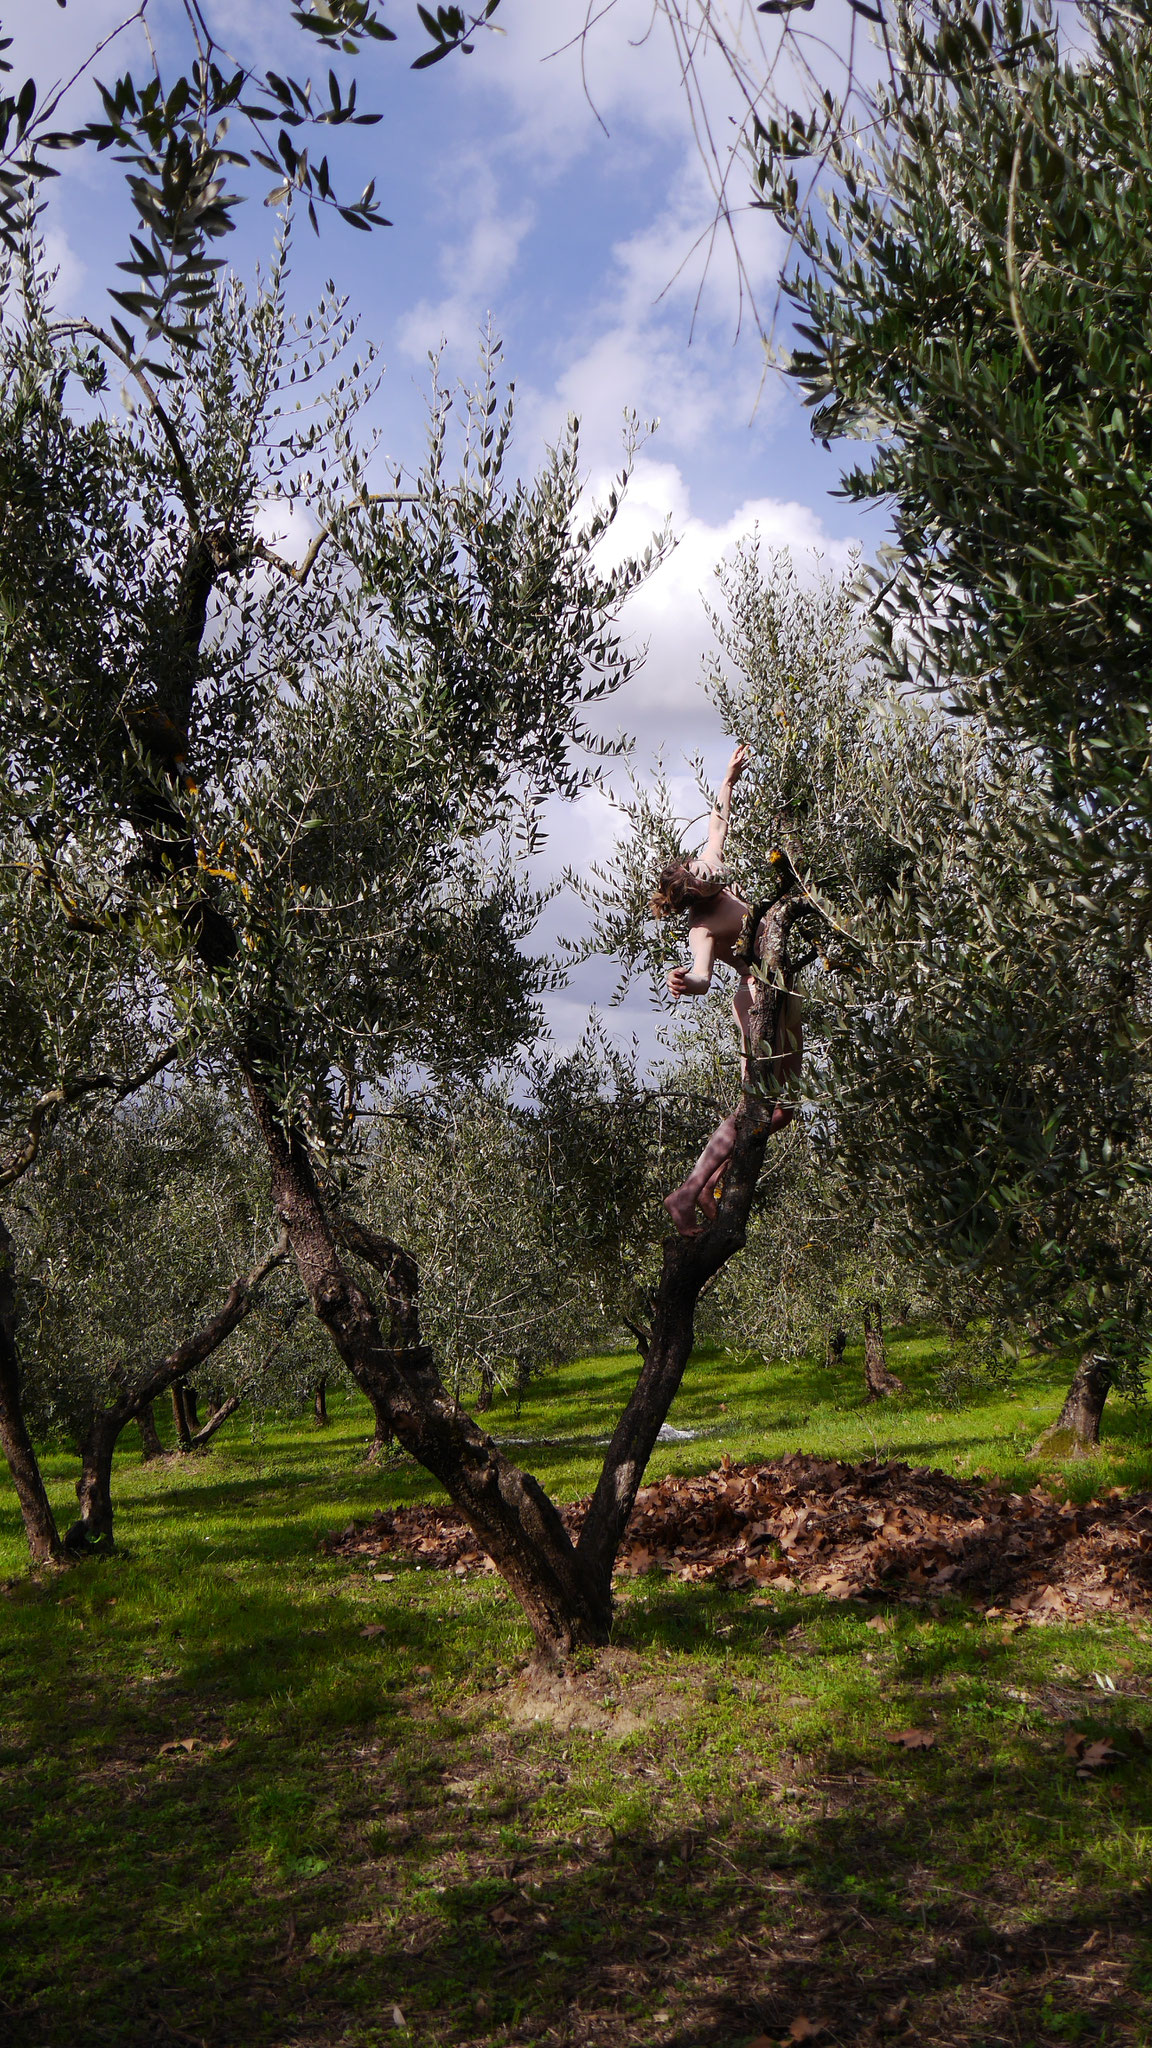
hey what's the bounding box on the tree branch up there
[0,1040,185,1193]
[249,493,428,586]
[125,1227,289,1419]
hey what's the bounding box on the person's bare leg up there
[692,978,752,1217]
[664,1114,738,1236]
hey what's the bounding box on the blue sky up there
[12,0,872,1058]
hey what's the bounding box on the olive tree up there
[6,230,795,1664]
[587,545,1151,1438]
[11,1081,301,1549]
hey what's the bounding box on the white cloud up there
[395,162,534,361]
[463,0,694,167]
[42,224,86,312]
[578,455,856,730]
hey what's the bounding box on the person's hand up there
[666,965,694,999]
[723,742,749,788]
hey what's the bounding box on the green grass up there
[2,1328,1152,2047]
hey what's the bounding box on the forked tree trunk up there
[62,1237,286,1553]
[189,1391,243,1446]
[242,891,808,1667]
[1031,1352,1114,1457]
[862,1301,903,1399]
[137,1401,164,1460]
[0,1213,62,1563]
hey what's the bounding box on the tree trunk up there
[137,1400,164,1460]
[826,1325,848,1368]
[189,1391,243,1446]
[863,1301,903,1399]
[246,1065,613,1664]
[65,1410,122,1552]
[184,1385,200,1430]
[0,1213,62,1563]
[241,890,809,1666]
[1030,1352,1114,1457]
[475,1364,494,1413]
[313,1378,328,1426]
[170,1381,193,1450]
[365,1402,393,1462]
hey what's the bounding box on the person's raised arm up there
[700,743,748,870]
[667,924,716,999]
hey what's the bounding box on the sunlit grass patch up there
[2,1347,1152,2043]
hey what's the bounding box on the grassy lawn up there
[2,1327,1152,2046]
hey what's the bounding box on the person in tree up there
[652,743,802,1236]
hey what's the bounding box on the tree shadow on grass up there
[6,1752,1150,2047]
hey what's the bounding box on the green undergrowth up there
[2,1331,1152,2046]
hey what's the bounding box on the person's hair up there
[650,858,724,919]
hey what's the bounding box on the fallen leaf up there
[1078,1738,1126,1773]
[159,1738,199,1755]
[885,1727,936,1750]
[373,1572,396,1583]
[360,1624,387,1638]
[865,1615,890,1635]
[787,2020,824,2042]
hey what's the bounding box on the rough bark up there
[862,1301,903,1399]
[0,1212,62,1563]
[243,892,810,1662]
[245,1065,612,1662]
[313,1379,328,1426]
[1030,1352,1114,1457]
[137,1401,164,1460]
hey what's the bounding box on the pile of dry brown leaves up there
[321,1454,1152,1621]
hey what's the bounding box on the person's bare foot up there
[696,1175,725,1221]
[663,1188,703,1237]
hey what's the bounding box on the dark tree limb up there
[64,1231,289,1553]
[0,1039,183,1194]
[0,1212,61,1563]
[137,1401,164,1460]
[189,1391,244,1446]
[244,1059,612,1662]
